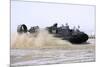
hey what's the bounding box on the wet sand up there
[10,30,95,66]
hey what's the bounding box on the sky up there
[11,0,95,35]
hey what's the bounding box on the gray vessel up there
[46,23,89,44]
[17,24,88,44]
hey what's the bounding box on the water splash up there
[11,30,72,49]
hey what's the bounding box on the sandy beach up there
[10,30,95,66]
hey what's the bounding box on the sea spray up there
[11,30,72,49]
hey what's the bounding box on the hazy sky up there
[11,1,95,35]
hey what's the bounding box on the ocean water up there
[10,30,95,66]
